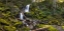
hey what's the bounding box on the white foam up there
[20,13,24,20]
[25,4,30,12]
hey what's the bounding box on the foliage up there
[48,26,58,31]
[0,0,64,31]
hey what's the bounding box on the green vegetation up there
[0,0,64,31]
[48,26,58,31]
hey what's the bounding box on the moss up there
[62,26,64,29]
[21,27,30,31]
[35,24,58,31]
[4,26,16,31]
[36,24,45,28]
[48,26,58,31]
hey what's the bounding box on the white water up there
[20,0,36,20]
[25,4,30,12]
[19,0,37,31]
[20,4,30,20]
[20,13,24,20]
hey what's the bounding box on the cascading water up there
[19,0,36,31]
[19,4,30,20]
[20,0,36,20]
[24,4,30,12]
[20,13,24,20]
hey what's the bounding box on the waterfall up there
[24,4,30,12]
[20,13,24,20]
[19,0,36,31]
[20,0,36,20]
[20,4,30,20]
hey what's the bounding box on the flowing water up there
[24,4,30,12]
[19,0,36,31]
[20,13,24,20]
[20,4,30,20]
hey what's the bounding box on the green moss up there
[4,26,16,31]
[36,24,58,31]
[0,19,11,25]
[21,27,30,31]
[36,24,44,28]
[48,26,58,31]
[62,26,64,29]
